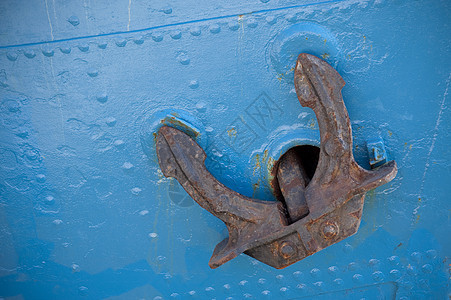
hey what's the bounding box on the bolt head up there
[322,221,339,238]
[279,241,296,258]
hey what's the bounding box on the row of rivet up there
[149,251,438,298]
[3,12,309,61]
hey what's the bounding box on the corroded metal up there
[155,53,397,269]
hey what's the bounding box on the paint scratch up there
[44,0,54,41]
[127,0,132,31]
[415,73,450,213]
[48,57,66,144]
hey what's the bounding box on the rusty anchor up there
[155,53,397,269]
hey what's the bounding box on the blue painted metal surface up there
[0,0,450,299]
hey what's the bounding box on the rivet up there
[368,259,377,266]
[68,16,80,26]
[105,117,117,127]
[322,221,339,238]
[265,16,276,25]
[60,47,71,54]
[189,80,199,89]
[177,52,190,65]
[286,14,297,23]
[296,283,306,290]
[209,24,221,34]
[313,281,324,290]
[24,50,36,58]
[98,43,107,49]
[190,27,201,36]
[152,33,163,42]
[53,219,63,225]
[411,252,421,263]
[279,241,296,258]
[78,44,90,52]
[71,263,80,272]
[131,187,142,195]
[45,195,55,204]
[310,268,321,278]
[333,278,343,285]
[328,266,338,275]
[195,102,206,113]
[388,255,399,265]
[389,269,401,279]
[114,140,125,147]
[161,6,172,14]
[223,283,231,292]
[78,286,88,296]
[122,162,134,170]
[96,93,107,103]
[42,49,54,57]
[36,174,46,183]
[6,51,18,61]
[344,243,353,253]
[115,39,127,47]
[88,70,99,78]
[352,274,363,283]
[238,280,248,289]
[280,287,288,295]
[261,290,270,297]
[293,271,303,280]
[247,18,257,28]
[170,30,182,40]
[228,21,239,31]
[134,37,144,45]
[372,271,384,282]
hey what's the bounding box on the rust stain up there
[253,154,261,175]
[262,150,268,163]
[394,242,403,250]
[308,118,316,129]
[349,210,361,219]
[227,127,237,138]
[252,180,260,197]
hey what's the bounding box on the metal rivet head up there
[279,241,296,258]
[322,221,339,238]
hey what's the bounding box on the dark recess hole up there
[272,145,320,223]
[288,145,320,182]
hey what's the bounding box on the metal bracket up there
[155,53,397,269]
